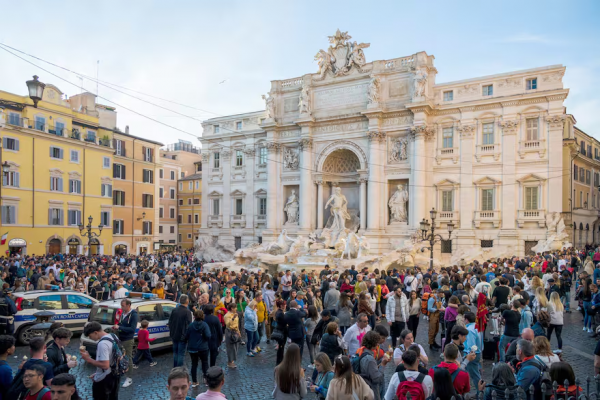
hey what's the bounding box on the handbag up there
[229,330,241,344]
[271,328,284,343]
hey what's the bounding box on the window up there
[8,113,20,126]
[178,182,182,191]
[587,193,590,208]
[214,125,220,134]
[188,182,193,190]
[580,191,583,207]
[70,150,79,163]
[55,122,65,136]
[113,164,126,179]
[259,147,267,165]
[181,172,185,178]
[178,199,183,206]
[212,199,220,216]
[159,169,164,179]
[580,141,586,155]
[178,234,182,242]
[526,118,539,141]
[170,189,175,199]
[170,170,175,181]
[142,221,153,235]
[143,147,154,162]
[442,127,453,148]
[196,163,202,172]
[441,240,452,254]
[187,198,192,205]
[443,91,453,101]
[170,208,175,219]
[159,187,164,198]
[50,177,63,192]
[142,169,154,184]
[194,214,199,224]
[136,304,158,322]
[187,214,192,223]
[588,145,592,158]
[193,198,200,205]
[481,240,493,248]
[213,152,220,168]
[587,170,591,185]
[482,85,493,96]
[48,208,64,225]
[595,172,599,187]
[236,121,242,130]
[34,116,45,131]
[113,220,124,234]
[68,210,82,226]
[38,295,62,310]
[103,157,110,169]
[142,194,154,208]
[481,189,494,211]
[177,215,182,223]
[67,295,93,310]
[101,211,110,226]
[1,205,16,225]
[170,226,175,234]
[195,181,199,190]
[526,78,537,90]
[158,225,163,234]
[187,234,192,239]
[113,190,126,206]
[69,179,81,194]
[442,191,453,211]
[235,198,243,215]
[236,150,243,166]
[525,187,538,210]
[259,198,267,215]
[574,165,578,180]
[3,137,19,151]
[482,123,494,145]
[3,171,19,188]
[50,146,64,159]
[159,207,164,218]
[86,130,96,143]
[101,183,112,197]
[114,139,125,156]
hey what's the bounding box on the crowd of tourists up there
[0,245,597,399]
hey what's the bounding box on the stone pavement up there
[6,303,597,399]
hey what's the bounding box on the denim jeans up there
[172,340,187,367]
[583,301,592,329]
[499,335,517,362]
[465,353,482,390]
[132,349,153,365]
[245,329,259,353]
[561,293,571,311]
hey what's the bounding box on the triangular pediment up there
[208,190,222,197]
[230,189,246,197]
[254,188,267,196]
[435,178,459,187]
[517,173,545,183]
[473,176,501,185]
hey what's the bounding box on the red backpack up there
[396,371,426,400]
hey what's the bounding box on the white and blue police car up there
[12,288,98,344]
[80,293,177,356]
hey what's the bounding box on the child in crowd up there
[132,320,157,368]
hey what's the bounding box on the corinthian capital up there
[457,125,476,139]
[266,141,281,153]
[221,150,232,160]
[498,120,519,135]
[367,131,387,143]
[409,125,435,141]
[299,138,313,150]
[546,114,566,129]
[201,153,210,163]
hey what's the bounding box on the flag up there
[475,292,489,333]
[0,232,7,245]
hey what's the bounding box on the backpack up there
[396,371,426,400]
[350,352,369,376]
[532,359,553,398]
[26,387,51,400]
[6,359,45,399]
[99,333,129,376]
[421,293,432,316]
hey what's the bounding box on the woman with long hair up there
[304,305,320,367]
[309,352,334,399]
[578,278,593,332]
[546,292,564,349]
[244,300,259,357]
[319,322,344,364]
[273,343,307,399]
[431,367,459,400]
[358,292,375,330]
[532,286,548,316]
[235,290,248,344]
[478,363,519,400]
[224,302,240,369]
[533,336,560,368]
[325,355,374,400]
[407,291,421,338]
[337,292,353,335]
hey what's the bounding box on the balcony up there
[517,209,546,228]
[208,214,223,228]
[518,140,546,159]
[473,210,501,228]
[99,138,111,147]
[84,135,97,144]
[254,214,267,228]
[475,144,501,162]
[70,129,81,140]
[435,210,459,228]
[435,147,459,165]
[209,167,223,181]
[48,125,65,137]
[7,116,23,127]
[230,214,246,227]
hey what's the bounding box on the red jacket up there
[428,362,470,394]
[340,283,354,293]
[137,328,155,350]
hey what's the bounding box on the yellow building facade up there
[177,170,202,250]
[0,85,114,256]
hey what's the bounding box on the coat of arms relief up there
[314,29,371,80]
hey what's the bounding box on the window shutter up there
[112,138,117,149]
[101,184,105,197]
[113,164,117,178]
[1,138,5,148]
[59,209,64,225]
[108,184,112,195]
[58,178,63,192]
[142,146,146,160]
[1,207,6,224]
[48,209,53,225]
[50,147,53,157]
[9,206,15,224]
[14,139,19,151]
[2,174,6,187]
[77,180,81,193]
[122,165,126,179]
[15,172,20,188]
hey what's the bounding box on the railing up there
[48,125,65,136]
[34,123,45,132]
[439,211,456,219]
[478,144,496,152]
[281,77,303,88]
[209,215,221,221]
[522,140,541,149]
[517,209,546,227]
[440,148,454,155]
[384,56,414,69]
[478,211,496,218]
[163,142,201,154]
[98,138,111,147]
[7,116,23,127]
[84,135,96,144]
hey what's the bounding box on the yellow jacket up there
[256,301,268,323]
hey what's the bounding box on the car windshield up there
[89,306,117,325]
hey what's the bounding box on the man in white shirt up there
[113,283,128,299]
[281,270,293,301]
[404,270,418,293]
[385,348,432,400]
[343,313,371,356]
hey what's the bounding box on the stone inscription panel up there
[314,84,368,109]
[284,97,299,112]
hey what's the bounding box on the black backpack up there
[6,359,45,399]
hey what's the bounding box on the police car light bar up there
[126,292,157,299]
[44,284,60,291]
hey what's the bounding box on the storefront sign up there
[8,238,26,247]
[67,238,80,245]
[135,237,150,242]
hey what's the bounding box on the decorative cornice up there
[221,150,232,160]
[546,94,568,101]
[201,153,210,163]
[298,138,313,150]
[243,148,256,157]
[498,120,520,135]
[458,125,476,138]
[546,115,566,129]
[410,125,435,141]
[474,103,502,111]
[367,131,387,143]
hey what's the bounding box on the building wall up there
[177,177,201,249]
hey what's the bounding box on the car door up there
[157,303,175,347]
[65,294,95,332]
[35,294,71,329]
[135,304,165,349]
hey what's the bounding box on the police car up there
[80,293,177,356]
[12,289,98,344]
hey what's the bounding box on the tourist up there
[343,313,371,356]
[358,331,390,400]
[50,373,80,400]
[203,305,224,368]
[22,364,51,400]
[224,302,240,369]
[281,270,293,301]
[273,344,307,399]
[274,299,288,365]
[186,309,211,388]
[325,355,374,400]
[304,305,320,367]
[166,367,191,400]
[46,328,77,376]
[319,322,344,364]
[546,292,564,349]
[430,367,459,400]
[358,292,375,330]
[407,291,421,338]
[235,290,248,343]
[169,295,193,368]
[80,322,119,400]
[428,343,470,395]
[384,349,432,400]
[132,319,157,369]
[0,335,14,397]
[442,296,460,350]
[533,336,560,368]
[559,270,572,313]
[195,366,226,400]
[308,352,334,399]
[514,339,544,395]
[323,282,340,317]
[393,329,428,366]
[499,300,521,362]
[255,292,268,349]
[477,363,519,400]
[113,299,137,388]
[427,283,443,349]
[463,312,482,388]
[386,285,409,348]
[336,292,352,334]
[549,362,582,398]
[244,300,259,356]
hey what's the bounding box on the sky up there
[0,0,599,145]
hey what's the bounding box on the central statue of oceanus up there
[325,187,350,235]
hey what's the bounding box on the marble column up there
[359,177,367,231]
[410,127,428,229]
[299,139,313,231]
[367,131,385,230]
[221,150,232,229]
[244,148,255,230]
[266,142,279,230]
[499,120,518,230]
[316,180,324,229]
[201,153,210,229]
[546,115,565,215]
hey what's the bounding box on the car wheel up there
[17,325,43,345]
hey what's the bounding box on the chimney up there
[125,125,130,134]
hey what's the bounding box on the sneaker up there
[132,364,139,369]
[577,306,581,311]
[588,328,593,333]
[307,363,315,369]
[256,346,261,352]
[191,383,199,388]
[150,362,157,367]
[241,341,246,345]
[247,352,255,357]
[122,378,133,388]
[266,339,271,344]
[584,327,588,331]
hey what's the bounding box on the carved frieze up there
[382,116,413,127]
[458,125,476,138]
[546,115,566,129]
[498,120,519,135]
[367,131,387,143]
[457,84,479,96]
[497,78,522,89]
[283,147,299,170]
[266,142,281,153]
[389,137,409,163]
[410,125,435,141]
[277,130,300,139]
[243,148,256,158]
[314,121,369,134]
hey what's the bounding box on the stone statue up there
[283,147,299,170]
[325,187,351,235]
[315,30,370,78]
[348,41,369,69]
[532,212,572,253]
[284,190,299,225]
[414,68,428,98]
[546,211,562,233]
[367,77,380,104]
[390,138,408,162]
[298,84,312,115]
[262,93,275,119]
[389,184,409,223]
[357,236,370,258]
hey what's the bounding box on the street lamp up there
[25,75,46,108]
[418,208,454,270]
[2,162,9,174]
[137,211,146,221]
[78,215,103,256]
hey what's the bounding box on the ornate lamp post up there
[418,208,454,270]
[25,75,46,108]
[78,215,103,256]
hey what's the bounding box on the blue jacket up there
[186,320,211,352]
[117,309,138,342]
[516,357,542,394]
[244,307,258,332]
